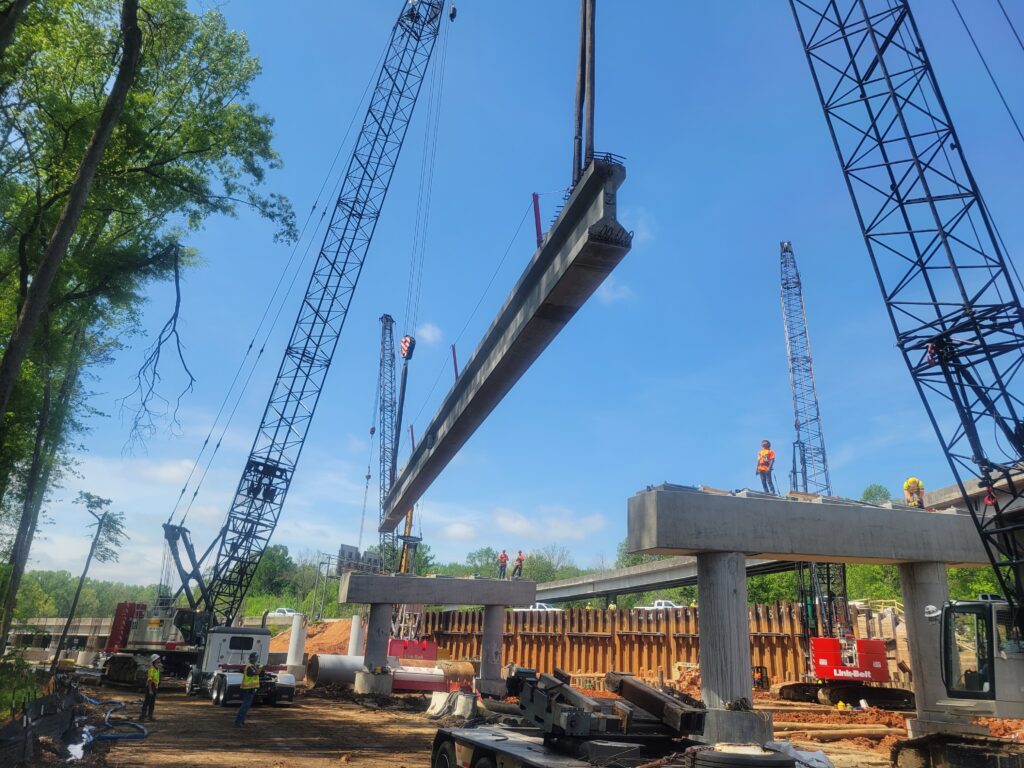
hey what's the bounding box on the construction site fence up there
[420,602,912,690]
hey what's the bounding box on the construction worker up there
[497,549,509,580]
[904,476,925,508]
[140,654,161,721]
[511,550,525,579]
[755,439,777,495]
[234,652,262,727]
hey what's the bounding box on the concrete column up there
[349,613,365,655]
[899,562,984,737]
[363,603,393,671]
[475,605,506,698]
[697,552,751,708]
[286,613,307,667]
[696,552,771,745]
[286,613,308,681]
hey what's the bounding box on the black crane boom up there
[167,0,447,627]
[791,0,1024,633]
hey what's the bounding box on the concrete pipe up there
[307,654,365,687]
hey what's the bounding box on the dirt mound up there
[269,618,353,655]
[976,717,1024,739]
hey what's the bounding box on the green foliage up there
[947,567,1002,601]
[615,538,666,569]
[0,655,40,708]
[747,571,799,603]
[250,544,295,595]
[12,570,159,618]
[845,565,902,601]
[860,483,893,505]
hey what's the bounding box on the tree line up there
[0,0,294,651]
[10,481,1003,623]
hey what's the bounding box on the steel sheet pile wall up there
[421,603,810,685]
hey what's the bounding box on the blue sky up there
[32,1,1024,584]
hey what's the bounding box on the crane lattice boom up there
[792,0,1024,631]
[167,0,447,626]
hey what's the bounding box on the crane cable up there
[996,0,1024,56]
[950,0,1024,146]
[168,43,390,528]
[401,10,452,339]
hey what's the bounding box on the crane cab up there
[940,599,1024,718]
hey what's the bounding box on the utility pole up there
[50,509,109,676]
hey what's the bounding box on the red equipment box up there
[810,637,890,683]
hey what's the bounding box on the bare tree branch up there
[119,244,196,449]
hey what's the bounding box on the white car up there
[273,607,296,616]
[513,602,562,612]
[640,600,681,610]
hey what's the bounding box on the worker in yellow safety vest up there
[904,477,925,508]
[140,654,161,721]
[234,652,262,727]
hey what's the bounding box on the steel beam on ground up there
[380,157,631,531]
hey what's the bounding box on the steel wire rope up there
[171,44,389,527]
[357,345,384,553]
[996,0,1024,56]
[950,0,1024,146]
[408,15,452,336]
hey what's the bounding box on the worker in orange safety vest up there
[756,439,777,495]
[497,549,509,580]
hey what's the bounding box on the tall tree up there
[0,0,140,426]
[0,0,31,64]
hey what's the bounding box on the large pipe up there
[307,654,474,688]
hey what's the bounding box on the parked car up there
[639,599,681,610]
[512,602,562,612]
[273,607,296,616]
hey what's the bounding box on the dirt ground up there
[66,681,900,768]
[80,682,437,768]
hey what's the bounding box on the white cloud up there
[491,505,606,542]
[416,322,443,345]
[597,275,636,304]
[621,206,655,244]
[493,507,533,534]
[441,522,476,541]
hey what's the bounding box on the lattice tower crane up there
[779,241,852,649]
[162,0,449,630]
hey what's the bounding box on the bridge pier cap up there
[627,484,988,566]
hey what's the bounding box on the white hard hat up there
[150,654,161,663]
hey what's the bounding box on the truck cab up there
[188,626,296,707]
[940,599,1024,718]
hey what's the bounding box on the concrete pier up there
[339,573,535,696]
[626,484,991,743]
[697,553,751,709]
